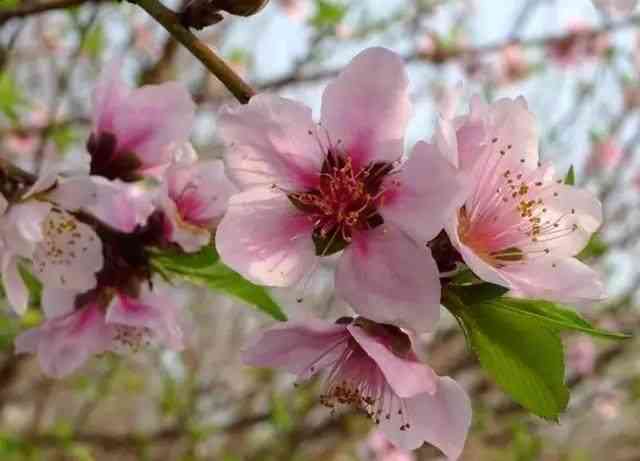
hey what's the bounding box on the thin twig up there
[130,0,255,104]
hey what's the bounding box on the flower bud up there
[180,0,269,30]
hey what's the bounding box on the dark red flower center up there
[288,150,393,255]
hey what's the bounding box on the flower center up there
[87,132,142,182]
[288,150,393,255]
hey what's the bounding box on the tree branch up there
[130,0,255,104]
[0,0,107,24]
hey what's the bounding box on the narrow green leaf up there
[487,297,630,340]
[456,301,569,420]
[149,246,287,321]
[564,165,576,186]
[577,233,607,261]
[18,264,42,308]
[447,282,509,306]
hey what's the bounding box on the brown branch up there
[129,0,255,104]
[257,14,640,92]
[0,0,108,24]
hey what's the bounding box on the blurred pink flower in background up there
[547,22,609,67]
[567,336,597,376]
[277,0,309,20]
[586,137,623,173]
[4,107,49,155]
[498,44,530,85]
[593,0,638,15]
[366,429,417,461]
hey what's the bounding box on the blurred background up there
[1,0,640,459]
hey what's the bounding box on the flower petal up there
[216,187,318,287]
[242,319,349,378]
[32,210,103,291]
[2,254,29,315]
[47,176,99,211]
[42,287,77,319]
[348,324,437,398]
[381,141,469,243]
[320,47,411,168]
[87,177,155,233]
[502,257,607,306]
[106,289,184,351]
[336,224,441,333]
[380,377,472,459]
[113,82,195,169]
[15,304,113,378]
[218,94,322,190]
[92,59,129,135]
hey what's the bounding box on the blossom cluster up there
[0,47,607,458]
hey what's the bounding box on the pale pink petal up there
[92,59,129,135]
[15,304,113,378]
[336,224,441,333]
[106,289,184,351]
[216,187,318,287]
[112,82,195,169]
[161,194,211,253]
[445,217,508,286]
[2,254,29,315]
[0,193,7,215]
[218,94,322,190]
[320,47,411,168]
[47,176,99,211]
[32,210,103,291]
[41,287,77,318]
[453,96,488,171]
[502,257,607,306]
[6,201,52,247]
[87,178,154,233]
[381,141,469,243]
[166,160,236,225]
[242,319,349,378]
[348,324,437,398]
[520,182,602,259]
[380,377,471,458]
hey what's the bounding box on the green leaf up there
[149,246,287,321]
[18,264,42,308]
[564,165,576,186]
[453,298,569,420]
[447,282,509,306]
[485,297,630,340]
[577,233,607,260]
[0,72,27,123]
[311,0,348,29]
[81,25,105,60]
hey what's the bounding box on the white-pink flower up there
[88,60,195,181]
[15,302,113,378]
[216,47,466,332]
[444,97,606,306]
[593,0,637,15]
[159,159,236,252]
[15,282,186,378]
[243,317,471,458]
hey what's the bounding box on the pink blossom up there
[586,137,623,173]
[243,317,471,458]
[444,96,606,306]
[216,47,467,332]
[593,0,637,15]
[88,60,195,181]
[15,302,113,378]
[498,45,530,85]
[15,282,186,377]
[105,284,185,352]
[277,0,309,20]
[366,429,416,461]
[547,22,609,67]
[159,159,236,252]
[567,336,596,376]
